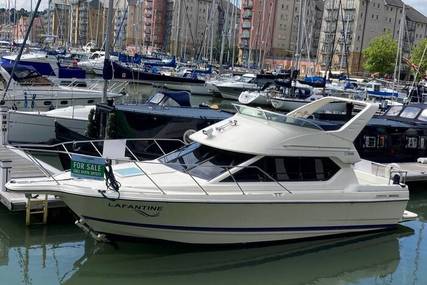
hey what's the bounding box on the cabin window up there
[417,109,427,121]
[159,143,252,180]
[420,137,427,149]
[385,106,403,116]
[400,107,421,119]
[149,93,165,104]
[406,137,418,149]
[43,101,52,106]
[60,100,68,105]
[377,135,385,148]
[222,157,340,182]
[364,136,377,148]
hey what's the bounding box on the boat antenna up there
[0,0,42,105]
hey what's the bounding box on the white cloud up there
[0,0,48,10]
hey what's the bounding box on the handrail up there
[10,140,294,196]
[12,137,185,149]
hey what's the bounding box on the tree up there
[410,38,427,79]
[362,33,398,76]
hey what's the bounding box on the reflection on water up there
[0,181,426,285]
[64,229,412,285]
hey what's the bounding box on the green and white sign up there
[71,154,106,180]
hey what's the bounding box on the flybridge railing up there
[10,138,292,196]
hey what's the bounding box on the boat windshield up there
[158,143,253,180]
[10,67,53,86]
[234,104,324,130]
[385,105,403,116]
[418,109,427,122]
[399,107,421,119]
[239,75,255,83]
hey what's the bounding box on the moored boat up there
[5,97,415,244]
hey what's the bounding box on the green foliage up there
[410,38,427,78]
[106,112,118,139]
[86,108,99,138]
[362,33,398,75]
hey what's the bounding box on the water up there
[0,185,426,285]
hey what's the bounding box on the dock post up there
[0,160,11,192]
[0,106,8,145]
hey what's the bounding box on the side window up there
[223,157,340,182]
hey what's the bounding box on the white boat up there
[0,63,122,111]
[5,105,92,144]
[270,94,324,111]
[6,97,415,244]
[213,74,259,100]
[238,83,281,106]
[78,52,118,76]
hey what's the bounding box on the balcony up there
[242,21,251,29]
[243,1,253,8]
[241,31,250,39]
[242,11,252,19]
[145,12,152,18]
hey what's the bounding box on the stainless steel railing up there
[10,138,293,196]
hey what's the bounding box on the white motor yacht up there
[0,63,122,111]
[213,73,259,100]
[6,105,92,144]
[6,97,415,244]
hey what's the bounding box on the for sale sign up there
[70,154,106,180]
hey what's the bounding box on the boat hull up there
[61,193,407,244]
[7,111,88,144]
[216,86,259,100]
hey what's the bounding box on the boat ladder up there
[25,193,48,226]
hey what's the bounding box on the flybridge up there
[233,104,324,130]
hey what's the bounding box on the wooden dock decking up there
[0,146,64,211]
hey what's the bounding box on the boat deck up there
[394,162,427,182]
[355,159,427,184]
[0,146,64,211]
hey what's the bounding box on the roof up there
[190,97,379,164]
[384,0,404,7]
[406,6,427,24]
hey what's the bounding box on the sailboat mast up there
[102,0,115,103]
[1,0,42,103]
[294,0,303,69]
[258,0,267,69]
[47,0,52,40]
[393,3,405,92]
[209,0,216,64]
[231,0,237,69]
[219,0,230,69]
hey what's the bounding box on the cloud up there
[0,0,48,11]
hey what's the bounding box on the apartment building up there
[13,16,44,44]
[239,0,324,67]
[169,0,240,61]
[317,0,427,74]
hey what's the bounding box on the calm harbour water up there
[0,185,426,285]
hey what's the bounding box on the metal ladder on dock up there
[25,194,48,225]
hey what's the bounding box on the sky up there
[4,0,427,17]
